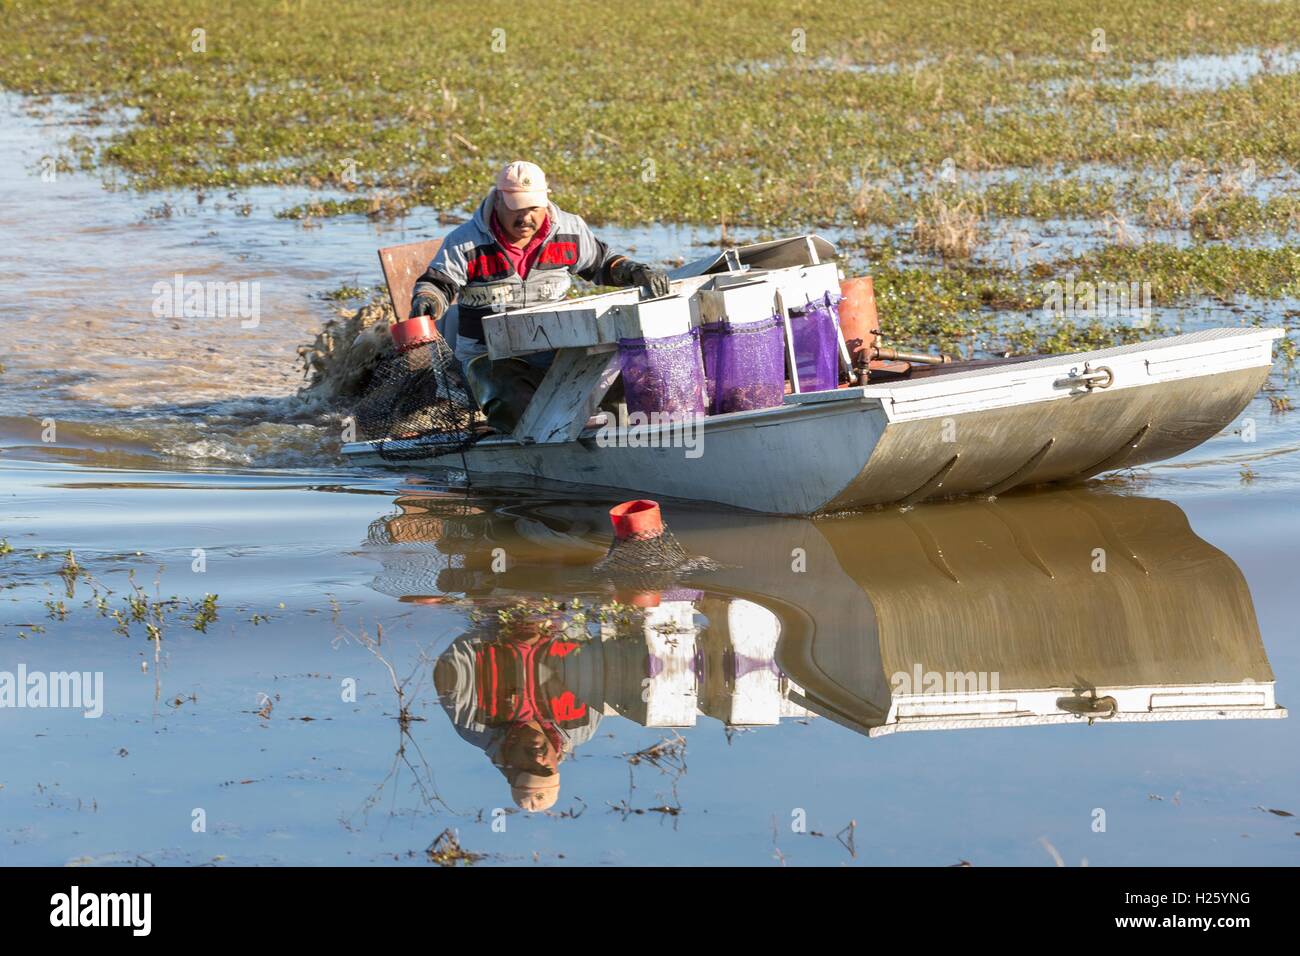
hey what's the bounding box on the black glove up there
[613,258,672,298]
[409,293,444,320]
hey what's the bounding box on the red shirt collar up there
[490,209,550,250]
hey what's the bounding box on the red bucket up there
[609,499,662,540]
[390,316,438,353]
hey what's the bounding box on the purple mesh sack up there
[789,294,841,393]
[700,316,786,414]
[618,328,707,416]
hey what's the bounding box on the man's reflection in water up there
[432,593,814,811]
[434,609,600,812]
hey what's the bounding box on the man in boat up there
[410,161,671,429]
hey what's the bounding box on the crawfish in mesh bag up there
[353,318,481,460]
[593,500,719,591]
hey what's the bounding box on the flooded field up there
[3,6,1300,866]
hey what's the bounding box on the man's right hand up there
[628,262,672,298]
[410,293,444,320]
[609,257,672,298]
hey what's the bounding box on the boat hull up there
[342,328,1280,515]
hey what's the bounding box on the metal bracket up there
[1054,362,1114,391]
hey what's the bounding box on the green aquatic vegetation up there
[1262,196,1300,235]
[277,195,408,222]
[1276,336,1298,368]
[871,264,1035,351]
[108,607,131,637]
[868,240,1299,356]
[127,590,150,622]
[101,574,171,639]
[863,177,1155,236]
[29,568,202,642]
[4,0,1300,227]
[997,315,1166,356]
[192,593,219,633]
[473,596,642,635]
[1058,244,1300,302]
[980,179,1120,220]
[1190,194,1265,240]
[1189,194,1300,240]
[969,242,1300,352]
[321,282,370,301]
[844,253,1177,356]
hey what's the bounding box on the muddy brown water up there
[1,94,1298,865]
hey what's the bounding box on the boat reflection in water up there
[364,488,1284,808]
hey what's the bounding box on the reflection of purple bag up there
[617,328,707,416]
[700,315,786,414]
[789,294,840,393]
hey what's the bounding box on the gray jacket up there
[434,631,603,764]
[413,190,629,343]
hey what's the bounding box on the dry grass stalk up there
[913,191,983,259]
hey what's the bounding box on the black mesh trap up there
[353,337,481,461]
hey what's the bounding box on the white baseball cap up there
[494,160,550,209]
